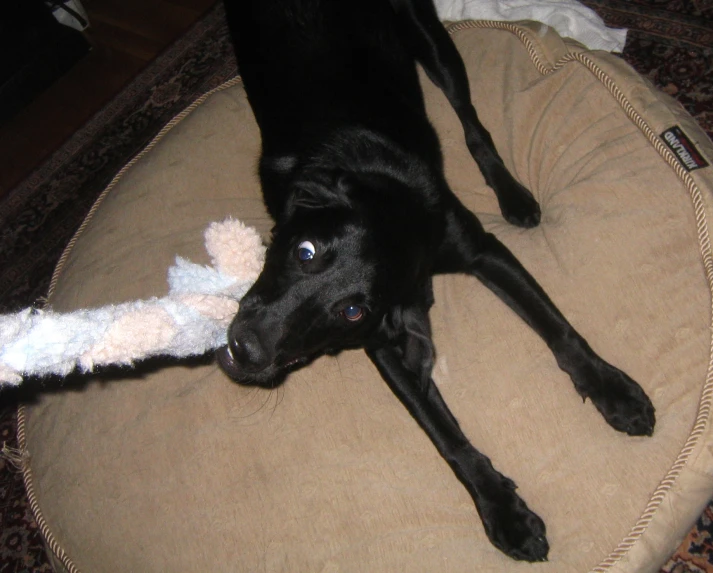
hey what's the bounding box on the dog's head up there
[217,168,441,387]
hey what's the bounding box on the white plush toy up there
[0,219,266,387]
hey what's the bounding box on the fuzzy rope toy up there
[0,219,266,387]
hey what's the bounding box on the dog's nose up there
[230,328,270,372]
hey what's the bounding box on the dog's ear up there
[285,169,352,215]
[380,304,435,388]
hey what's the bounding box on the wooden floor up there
[0,0,217,198]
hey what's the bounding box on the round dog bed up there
[19,20,713,572]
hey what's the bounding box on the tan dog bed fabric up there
[19,20,713,573]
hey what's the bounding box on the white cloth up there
[435,0,627,52]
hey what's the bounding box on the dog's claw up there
[515,534,550,563]
[531,537,550,562]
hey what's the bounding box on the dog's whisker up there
[267,387,284,422]
[228,385,274,420]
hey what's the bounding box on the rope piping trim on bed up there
[13,20,713,573]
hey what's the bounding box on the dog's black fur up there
[217,0,655,562]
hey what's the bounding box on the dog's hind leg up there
[367,344,550,562]
[437,200,656,436]
[391,0,541,228]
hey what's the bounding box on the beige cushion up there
[20,20,713,573]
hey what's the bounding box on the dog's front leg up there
[392,0,540,228]
[366,345,549,562]
[438,202,656,436]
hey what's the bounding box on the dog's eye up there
[297,240,316,261]
[342,305,364,322]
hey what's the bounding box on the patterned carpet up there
[0,1,711,571]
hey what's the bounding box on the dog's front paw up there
[478,482,549,562]
[496,180,541,229]
[577,361,656,436]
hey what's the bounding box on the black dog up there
[217,0,655,562]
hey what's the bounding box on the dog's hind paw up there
[479,487,549,562]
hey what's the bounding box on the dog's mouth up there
[215,344,240,377]
[215,344,306,387]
